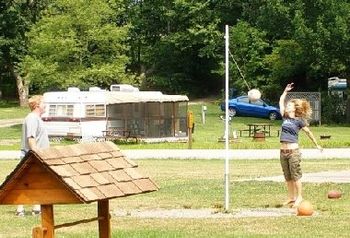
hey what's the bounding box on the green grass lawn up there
[0,100,29,120]
[1,101,350,237]
[1,159,350,237]
[1,101,350,150]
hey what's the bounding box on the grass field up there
[0,101,29,120]
[0,159,350,237]
[1,101,350,150]
[1,100,350,237]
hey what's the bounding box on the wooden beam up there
[12,172,65,189]
[0,161,82,204]
[55,216,103,229]
[1,189,81,204]
[98,199,111,238]
[41,205,54,238]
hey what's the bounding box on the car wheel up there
[269,112,277,120]
[228,108,237,117]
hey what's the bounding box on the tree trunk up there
[9,64,28,107]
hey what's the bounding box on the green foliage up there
[290,0,350,81]
[144,74,191,95]
[321,92,347,124]
[22,0,131,91]
[1,0,350,116]
[0,0,49,99]
[265,40,305,80]
[129,0,223,95]
[229,21,269,93]
[242,0,293,40]
[240,0,350,92]
[264,39,306,96]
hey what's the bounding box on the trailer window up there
[49,105,74,117]
[86,104,105,117]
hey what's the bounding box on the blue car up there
[220,96,281,120]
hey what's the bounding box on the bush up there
[321,92,346,124]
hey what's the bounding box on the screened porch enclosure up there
[106,102,188,138]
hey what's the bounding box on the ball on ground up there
[248,89,261,101]
[297,200,314,216]
[327,190,342,199]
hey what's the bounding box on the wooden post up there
[187,111,194,149]
[32,226,45,238]
[41,205,55,238]
[98,199,111,238]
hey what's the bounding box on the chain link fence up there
[286,92,321,125]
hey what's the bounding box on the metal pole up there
[224,25,230,211]
[201,105,207,124]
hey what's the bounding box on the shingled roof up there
[0,142,158,204]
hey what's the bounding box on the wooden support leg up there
[32,226,45,238]
[188,128,192,149]
[41,205,54,238]
[98,199,111,238]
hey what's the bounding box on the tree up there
[242,0,293,41]
[2,0,349,105]
[264,39,306,99]
[127,0,223,95]
[229,22,270,95]
[0,0,48,105]
[291,0,350,85]
[21,0,131,92]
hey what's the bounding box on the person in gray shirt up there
[16,95,49,216]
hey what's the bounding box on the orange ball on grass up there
[297,200,314,216]
[327,190,342,199]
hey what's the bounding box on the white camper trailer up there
[42,87,107,140]
[42,85,189,141]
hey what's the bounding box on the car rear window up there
[238,97,249,103]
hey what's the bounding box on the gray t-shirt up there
[280,117,306,143]
[21,112,49,156]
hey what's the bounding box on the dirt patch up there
[113,208,307,219]
[252,170,350,184]
[0,118,23,128]
[0,139,20,145]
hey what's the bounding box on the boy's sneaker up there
[16,210,25,216]
[32,210,41,216]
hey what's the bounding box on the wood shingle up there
[0,141,158,204]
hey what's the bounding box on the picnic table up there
[239,123,273,137]
[102,127,140,142]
